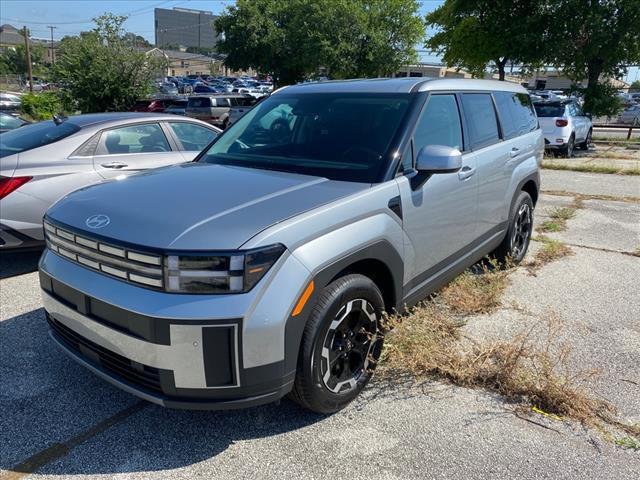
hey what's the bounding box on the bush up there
[20,92,63,121]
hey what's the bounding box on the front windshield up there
[199,92,411,182]
[0,120,80,158]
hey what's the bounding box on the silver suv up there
[39,78,543,413]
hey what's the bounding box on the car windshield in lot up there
[534,103,566,117]
[0,120,80,158]
[199,93,411,182]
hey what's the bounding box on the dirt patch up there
[542,189,640,204]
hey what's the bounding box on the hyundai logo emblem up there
[85,214,110,229]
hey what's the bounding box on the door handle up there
[458,166,476,181]
[509,148,521,158]
[101,162,128,169]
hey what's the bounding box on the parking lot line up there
[2,401,148,480]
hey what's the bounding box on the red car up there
[130,99,177,113]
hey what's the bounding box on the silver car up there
[0,113,219,249]
[40,78,542,413]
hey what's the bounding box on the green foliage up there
[53,14,166,113]
[630,80,640,92]
[20,92,63,121]
[215,0,424,85]
[545,0,640,116]
[571,83,622,117]
[0,44,48,76]
[425,0,544,80]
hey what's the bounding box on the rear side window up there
[188,98,212,108]
[100,123,170,155]
[461,94,499,149]
[215,98,231,108]
[168,122,217,151]
[414,94,463,152]
[0,121,80,158]
[494,92,538,139]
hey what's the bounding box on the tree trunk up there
[496,58,507,81]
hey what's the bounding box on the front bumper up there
[39,246,312,409]
[0,222,44,250]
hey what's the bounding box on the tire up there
[561,134,575,158]
[288,274,385,414]
[578,129,592,150]
[492,191,534,265]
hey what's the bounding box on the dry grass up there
[542,189,640,204]
[538,206,577,233]
[541,162,640,175]
[526,237,573,273]
[379,303,639,440]
[633,246,640,258]
[439,263,509,315]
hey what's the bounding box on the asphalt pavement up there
[1,169,638,479]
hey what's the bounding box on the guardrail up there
[592,123,638,141]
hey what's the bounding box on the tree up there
[0,44,47,76]
[54,14,166,112]
[425,0,544,81]
[546,0,640,115]
[630,80,640,92]
[122,32,152,49]
[215,0,424,86]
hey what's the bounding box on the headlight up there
[165,244,285,294]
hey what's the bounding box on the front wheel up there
[492,191,534,265]
[289,274,384,414]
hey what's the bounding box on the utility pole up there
[47,25,57,65]
[23,26,33,93]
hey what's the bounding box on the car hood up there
[46,162,368,250]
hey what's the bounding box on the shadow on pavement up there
[0,308,325,476]
[0,249,43,279]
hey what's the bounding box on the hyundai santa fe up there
[39,78,543,413]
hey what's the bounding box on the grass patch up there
[538,206,577,233]
[379,306,637,439]
[526,237,573,273]
[615,436,640,450]
[592,136,640,145]
[542,190,640,204]
[439,263,509,316]
[589,151,639,160]
[542,162,640,175]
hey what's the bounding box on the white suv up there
[534,100,592,157]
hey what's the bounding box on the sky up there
[2,0,638,83]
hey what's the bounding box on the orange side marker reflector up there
[292,281,314,317]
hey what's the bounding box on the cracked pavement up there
[1,169,638,479]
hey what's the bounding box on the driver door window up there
[413,95,463,152]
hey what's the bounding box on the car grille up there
[47,314,163,393]
[44,220,164,289]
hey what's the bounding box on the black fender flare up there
[282,240,403,374]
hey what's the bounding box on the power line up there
[0,0,179,25]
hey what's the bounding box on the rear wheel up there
[492,191,534,265]
[578,129,592,150]
[289,274,384,414]
[561,134,575,158]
